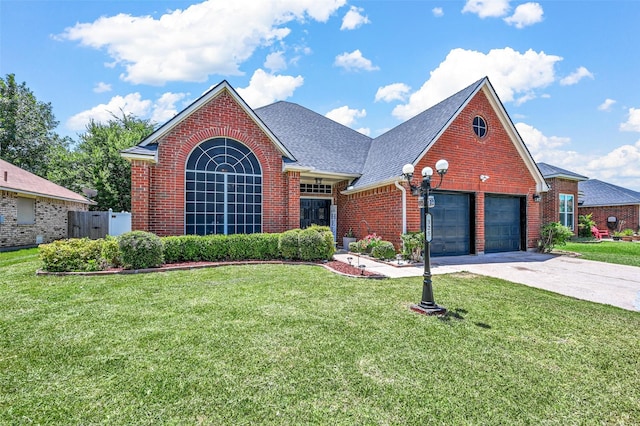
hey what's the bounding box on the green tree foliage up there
[52,113,154,211]
[539,222,574,253]
[0,74,71,176]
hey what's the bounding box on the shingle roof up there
[0,158,90,204]
[354,78,486,188]
[537,162,588,181]
[255,101,372,175]
[579,179,640,206]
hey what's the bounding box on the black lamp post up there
[402,159,449,316]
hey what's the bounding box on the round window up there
[473,116,487,138]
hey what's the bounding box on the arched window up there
[185,138,262,235]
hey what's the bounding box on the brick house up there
[578,180,640,234]
[537,162,640,235]
[537,163,588,233]
[0,158,91,249]
[122,77,548,256]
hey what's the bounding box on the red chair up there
[591,226,609,239]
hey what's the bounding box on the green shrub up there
[371,241,396,260]
[578,214,596,238]
[401,232,424,262]
[39,238,104,272]
[101,235,122,268]
[279,229,301,260]
[307,225,335,260]
[356,233,382,254]
[348,241,359,252]
[299,228,327,261]
[200,235,230,261]
[119,231,164,269]
[539,222,574,253]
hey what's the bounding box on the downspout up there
[394,180,407,234]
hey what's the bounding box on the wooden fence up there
[68,211,109,240]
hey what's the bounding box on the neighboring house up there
[0,158,91,249]
[537,162,589,233]
[578,179,640,233]
[122,77,548,256]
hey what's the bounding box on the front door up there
[300,199,331,229]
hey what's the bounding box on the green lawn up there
[562,240,640,267]
[1,249,639,425]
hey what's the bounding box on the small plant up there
[371,241,396,260]
[538,222,573,253]
[345,228,355,238]
[356,233,382,254]
[401,232,424,262]
[118,231,164,269]
[578,214,596,238]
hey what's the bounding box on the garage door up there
[484,195,522,253]
[427,193,471,257]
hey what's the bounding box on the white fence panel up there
[108,209,132,236]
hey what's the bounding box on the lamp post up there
[402,159,449,316]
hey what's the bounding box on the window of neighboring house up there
[559,193,574,230]
[17,197,35,225]
[185,137,262,236]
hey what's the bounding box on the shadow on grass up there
[438,308,492,329]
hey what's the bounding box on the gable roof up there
[579,179,640,206]
[254,101,371,177]
[121,80,295,162]
[537,162,589,181]
[0,158,91,204]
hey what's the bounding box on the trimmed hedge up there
[371,241,396,260]
[39,229,335,272]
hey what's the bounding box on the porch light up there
[402,159,449,316]
[532,193,541,202]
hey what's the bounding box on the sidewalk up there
[333,251,640,312]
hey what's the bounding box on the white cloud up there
[620,108,640,132]
[150,92,187,124]
[236,69,304,108]
[325,105,366,127]
[356,127,371,136]
[518,122,640,191]
[598,99,616,112]
[462,0,510,18]
[375,83,411,102]
[432,7,444,17]
[264,51,287,72]
[392,47,561,120]
[340,6,370,30]
[58,0,346,85]
[66,93,152,131]
[504,2,543,28]
[334,49,379,72]
[560,66,594,86]
[93,82,112,93]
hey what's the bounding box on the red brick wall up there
[579,205,639,233]
[337,88,542,251]
[540,177,580,233]
[131,89,290,236]
[130,160,150,231]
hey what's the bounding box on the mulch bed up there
[37,259,386,279]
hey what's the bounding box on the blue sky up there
[2,0,640,190]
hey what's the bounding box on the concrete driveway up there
[333,251,640,312]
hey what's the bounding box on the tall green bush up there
[118,231,164,269]
[539,222,574,253]
[401,232,424,262]
[279,229,301,260]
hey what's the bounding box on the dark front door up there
[425,192,471,256]
[300,199,331,229]
[484,195,523,253]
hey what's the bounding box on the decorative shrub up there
[39,238,104,272]
[348,241,359,252]
[279,229,302,260]
[356,233,382,253]
[307,225,335,260]
[401,232,424,262]
[118,231,164,269]
[371,241,396,260]
[578,214,596,238]
[538,222,573,253]
[100,235,122,268]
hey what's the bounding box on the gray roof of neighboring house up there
[579,179,640,206]
[355,78,485,188]
[255,101,372,176]
[537,162,589,181]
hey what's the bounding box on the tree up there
[0,74,69,176]
[69,113,154,211]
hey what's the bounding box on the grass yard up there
[1,248,639,425]
[563,240,640,267]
